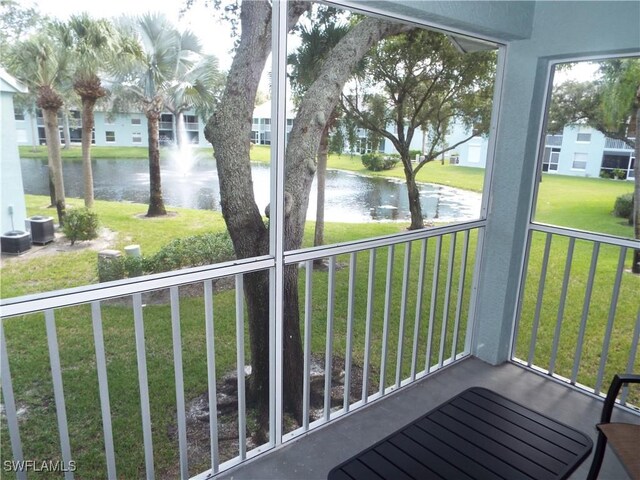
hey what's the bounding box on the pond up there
[20,156,481,223]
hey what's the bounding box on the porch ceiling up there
[217,357,638,480]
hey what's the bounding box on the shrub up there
[97,231,236,282]
[409,149,422,160]
[97,255,125,283]
[361,153,400,171]
[613,193,634,224]
[62,208,99,245]
[148,231,235,273]
[612,168,627,180]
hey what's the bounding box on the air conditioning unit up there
[1,230,31,254]
[27,215,55,245]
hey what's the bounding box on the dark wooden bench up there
[328,387,592,480]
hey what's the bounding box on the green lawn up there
[535,175,634,236]
[20,145,153,160]
[2,153,638,478]
[327,152,486,192]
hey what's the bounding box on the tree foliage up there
[548,58,639,272]
[58,13,120,208]
[109,13,206,216]
[288,7,350,251]
[204,0,410,437]
[0,0,48,63]
[342,29,496,229]
[5,25,71,225]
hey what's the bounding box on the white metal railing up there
[513,224,640,406]
[604,137,634,150]
[280,222,481,444]
[0,222,481,479]
[1,257,273,479]
[545,134,563,147]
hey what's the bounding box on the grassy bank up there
[20,145,153,160]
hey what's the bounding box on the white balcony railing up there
[604,137,634,150]
[513,224,640,405]
[1,222,483,479]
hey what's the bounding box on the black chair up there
[586,373,640,480]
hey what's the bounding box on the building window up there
[542,147,560,172]
[131,117,142,125]
[104,115,116,125]
[576,126,591,143]
[545,134,563,146]
[106,131,116,142]
[14,108,25,121]
[287,119,293,126]
[132,132,142,143]
[572,152,588,170]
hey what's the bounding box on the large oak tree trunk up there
[632,91,639,273]
[206,1,408,435]
[205,2,307,433]
[314,122,330,249]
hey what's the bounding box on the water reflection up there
[20,157,481,223]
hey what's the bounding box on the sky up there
[553,61,601,85]
[29,0,236,70]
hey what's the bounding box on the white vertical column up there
[269,0,288,447]
[45,309,74,480]
[0,320,26,480]
[132,294,154,479]
[91,302,117,479]
[170,287,188,479]
[204,280,220,473]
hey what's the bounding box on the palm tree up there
[111,13,203,217]
[60,13,118,208]
[7,29,70,225]
[164,54,224,149]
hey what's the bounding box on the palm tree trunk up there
[62,111,71,150]
[42,107,66,225]
[146,104,167,217]
[30,106,39,151]
[81,97,96,208]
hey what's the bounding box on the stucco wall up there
[1,84,28,234]
[345,0,535,41]
[472,0,640,363]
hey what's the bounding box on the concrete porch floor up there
[217,357,638,480]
